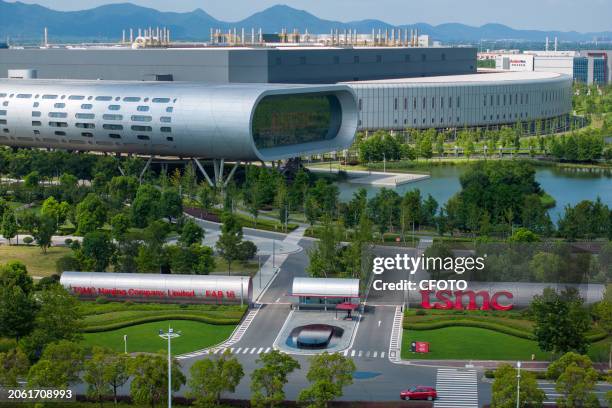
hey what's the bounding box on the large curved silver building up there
[345,71,573,130]
[0,79,358,160]
[60,271,253,305]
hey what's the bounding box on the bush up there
[22,236,33,245]
[64,238,73,245]
[405,319,534,340]
[56,255,81,273]
[95,296,109,304]
[82,314,240,333]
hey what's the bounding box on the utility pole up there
[516,361,521,408]
[158,328,181,408]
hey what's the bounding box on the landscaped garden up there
[401,307,611,362]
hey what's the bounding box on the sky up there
[7,0,612,32]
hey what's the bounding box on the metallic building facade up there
[346,71,572,130]
[0,79,358,160]
[60,271,253,305]
[0,47,476,84]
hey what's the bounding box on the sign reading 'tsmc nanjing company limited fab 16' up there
[420,290,514,311]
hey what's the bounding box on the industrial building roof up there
[344,70,567,85]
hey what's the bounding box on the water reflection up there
[335,164,612,221]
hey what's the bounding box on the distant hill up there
[0,1,609,43]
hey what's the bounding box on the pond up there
[336,165,612,221]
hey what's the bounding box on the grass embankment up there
[81,319,235,355]
[402,309,610,362]
[79,302,246,332]
[0,245,71,277]
[78,302,246,354]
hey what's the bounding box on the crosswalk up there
[433,368,479,408]
[388,305,404,361]
[177,306,260,359]
[342,349,386,359]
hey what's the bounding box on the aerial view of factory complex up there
[0,3,610,407]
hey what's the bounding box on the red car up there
[400,386,437,401]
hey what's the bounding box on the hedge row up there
[404,319,608,343]
[484,369,609,381]
[82,314,241,333]
[404,319,535,340]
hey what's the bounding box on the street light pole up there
[123,334,127,354]
[516,361,521,408]
[159,328,181,408]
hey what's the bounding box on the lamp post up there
[159,328,181,408]
[516,361,521,408]
[123,334,127,354]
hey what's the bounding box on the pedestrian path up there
[177,306,259,359]
[342,348,386,359]
[388,305,404,362]
[433,368,479,408]
[251,225,307,302]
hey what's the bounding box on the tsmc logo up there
[420,290,514,311]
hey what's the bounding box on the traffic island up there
[274,309,359,355]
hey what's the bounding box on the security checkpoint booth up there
[291,277,360,313]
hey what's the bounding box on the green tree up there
[40,196,71,229]
[80,231,115,271]
[215,212,243,274]
[491,363,545,408]
[547,352,595,380]
[298,352,356,408]
[27,340,84,388]
[179,219,204,247]
[110,212,131,241]
[250,349,300,408]
[135,221,170,273]
[0,262,36,341]
[20,285,83,359]
[84,347,114,408]
[306,216,342,278]
[0,347,30,387]
[555,363,600,407]
[76,193,108,234]
[108,175,139,207]
[131,184,162,228]
[160,188,183,222]
[508,227,540,243]
[1,208,18,245]
[188,350,244,407]
[198,184,216,215]
[104,351,130,407]
[129,353,186,408]
[33,214,56,253]
[531,288,591,355]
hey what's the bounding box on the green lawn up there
[0,245,71,277]
[402,327,552,361]
[81,319,235,355]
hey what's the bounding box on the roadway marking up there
[242,348,250,354]
[250,348,257,354]
[373,351,378,358]
[177,306,260,359]
[264,347,270,353]
[257,347,263,354]
[433,368,478,408]
[378,320,381,327]
[351,350,356,357]
[388,305,404,362]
